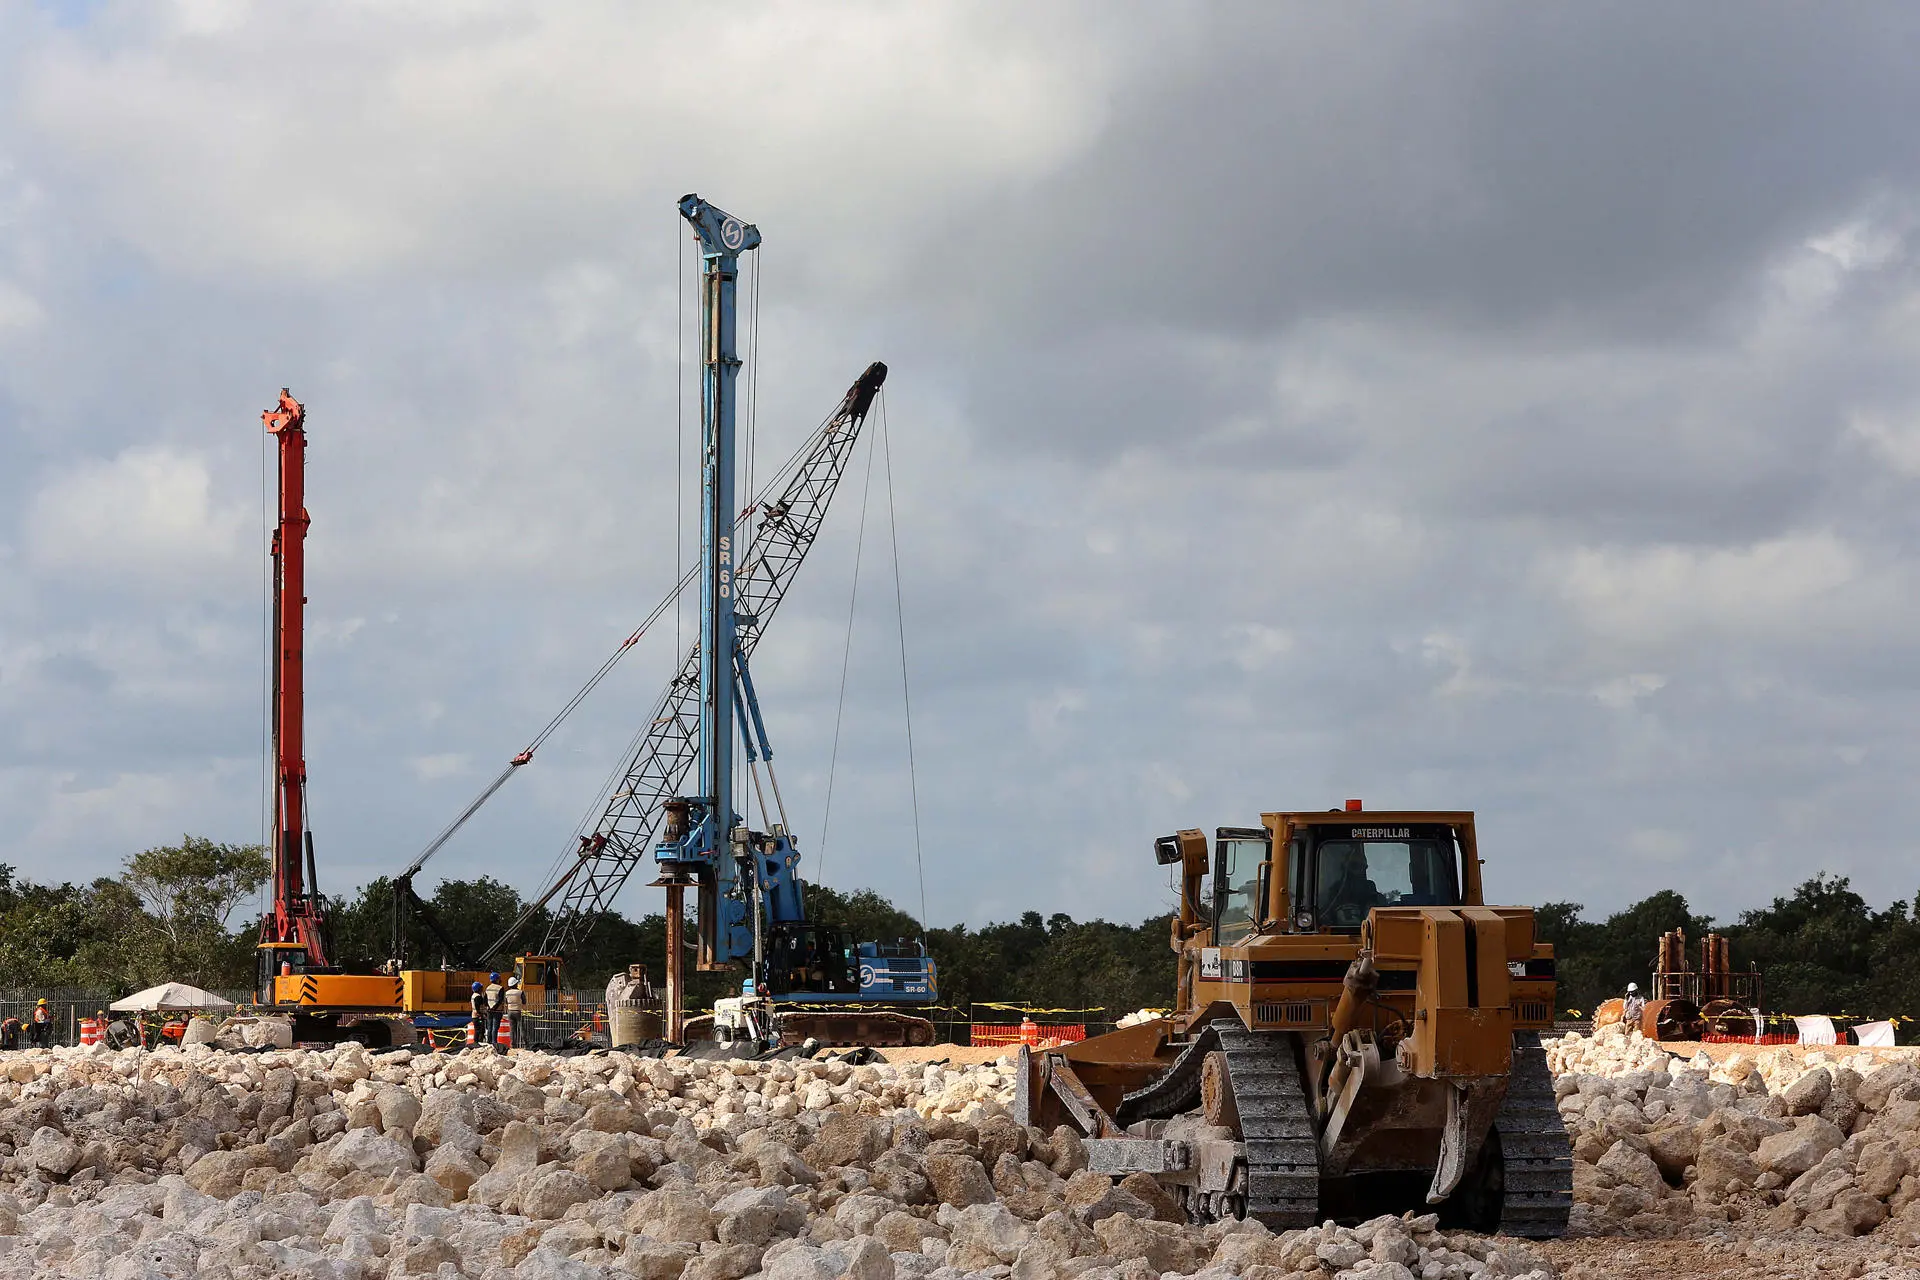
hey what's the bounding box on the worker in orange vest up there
[28,999,52,1048]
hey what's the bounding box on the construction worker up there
[484,972,506,1052]
[1622,982,1646,1032]
[1320,847,1381,926]
[0,1016,19,1050]
[29,999,52,1048]
[468,981,487,1046]
[504,976,525,1049]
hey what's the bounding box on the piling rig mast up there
[504,196,931,1044]
[257,389,334,997]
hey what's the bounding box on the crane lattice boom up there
[537,361,887,958]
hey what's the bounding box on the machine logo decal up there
[1350,827,1412,839]
[859,965,875,988]
[722,218,746,250]
[1199,948,1221,979]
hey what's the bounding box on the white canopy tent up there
[108,983,236,1014]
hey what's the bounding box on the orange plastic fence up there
[970,1023,1086,1048]
[1701,1032,1800,1045]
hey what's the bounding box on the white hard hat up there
[508,977,519,987]
[1626,983,1639,993]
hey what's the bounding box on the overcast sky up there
[4,3,1920,935]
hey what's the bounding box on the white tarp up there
[1794,1014,1838,1046]
[109,983,236,1013]
[1852,1020,1897,1047]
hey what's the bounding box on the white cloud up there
[1550,533,1860,646]
[0,281,43,333]
[1626,828,1689,864]
[25,446,251,584]
[1591,673,1666,709]
[1849,411,1920,477]
[408,753,469,782]
[1227,623,1292,672]
[15,4,1128,283]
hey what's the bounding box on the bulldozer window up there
[1214,837,1268,942]
[1314,837,1460,929]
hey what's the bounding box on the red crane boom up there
[258,388,331,983]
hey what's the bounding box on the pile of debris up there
[1549,1025,1920,1242]
[0,1042,1557,1280]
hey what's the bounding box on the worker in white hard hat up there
[503,976,525,1050]
[1622,981,1646,1031]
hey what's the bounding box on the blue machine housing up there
[762,930,938,1004]
[777,943,938,1004]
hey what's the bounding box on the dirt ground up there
[1540,1235,1920,1279]
[871,1044,1015,1066]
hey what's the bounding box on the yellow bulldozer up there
[1013,803,1571,1236]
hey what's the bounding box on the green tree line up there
[8,836,1918,1037]
[0,837,1180,1018]
[1538,874,1920,1024]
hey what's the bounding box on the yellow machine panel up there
[272,973,405,1010]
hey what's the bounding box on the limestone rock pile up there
[1549,1028,1920,1241]
[0,1043,1558,1280]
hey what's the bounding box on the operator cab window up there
[1312,827,1461,930]
[1214,832,1269,943]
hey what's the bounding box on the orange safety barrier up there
[79,1018,103,1046]
[1701,1032,1798,1045]
[971,1023,1087,1048]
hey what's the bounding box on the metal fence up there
[0,987,243,1047]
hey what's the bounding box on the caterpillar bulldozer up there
[1014,803,1571,1236]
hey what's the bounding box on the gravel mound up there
[1547,1025,1920,1242]
[0,1039,1559,1280]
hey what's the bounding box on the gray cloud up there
[2,2,1919,940]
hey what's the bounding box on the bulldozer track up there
[1492,1031,1572,1238]
[1114,1024,1219,1126]
[1216,1023,1321,1229]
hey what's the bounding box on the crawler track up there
[1215,1024,1321,1229]
[1492,1031,1573,1238]
[1114,1024,1218,1127]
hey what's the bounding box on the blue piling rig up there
[650,196,935,1038]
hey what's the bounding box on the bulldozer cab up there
[1179,813,1482,945]
[1297,826,1466,931]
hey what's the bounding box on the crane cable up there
[419,390,851,900]
[395,572,691,880]
[813,389,930,942]
[813,417,880,891]
[879,390,932,941]
[405,240,832,894]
